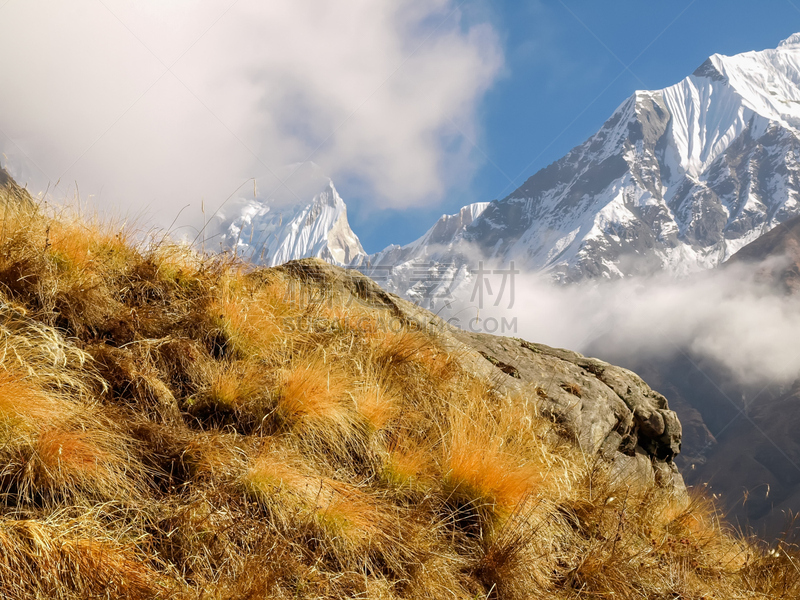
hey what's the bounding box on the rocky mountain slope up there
[596,216,800,538]
[0,167,687,489]
[683,218,800,538]
[725,213,800,292]
[369,34,800,294]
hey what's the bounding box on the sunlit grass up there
[0,188,794,599]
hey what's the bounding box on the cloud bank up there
[444,260,800,388]
[0,0,501,228]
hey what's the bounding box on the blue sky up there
[349,0,800,253]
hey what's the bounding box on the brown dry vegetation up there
[0,189,796,599]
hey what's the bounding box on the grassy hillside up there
[0,189,796,599]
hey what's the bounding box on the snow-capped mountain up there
[372,202,489,267]
[214,171,366,267]
[361,202,489,307]
[222,35,800,294]
[375,33,800,287]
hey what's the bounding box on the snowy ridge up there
[665,40,800,177]
[218,35,800,299]
[369,202,489,268]
[359,202,488,309]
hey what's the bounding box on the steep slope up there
[685,220,800,538]
[3,190,797,599]
[693,379,800,539]
[375,34,800,291]
[725,213,800,293]
[213,172,366,267]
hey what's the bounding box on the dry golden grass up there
[0,370,63,432]
[187,358,273,431]
[274,352,363,450]
[354,369,401,432]
[210,274,300,360]
[382,441,436,494]
[0,515,173,599]
[27,422,143,505]
[0,189,794,599]
[372,327,458,382]
[440,393,570,539]
[34,429,116,490]
[444,426,542,523]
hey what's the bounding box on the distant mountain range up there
[367,32,800,293]
[214,33,800,303]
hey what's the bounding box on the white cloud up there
[444,260,800,388]
[0,0,502,229]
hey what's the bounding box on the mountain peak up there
[213,173,366,267]
[692,57,727,82]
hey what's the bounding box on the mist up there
[0,0,501,232]
[444,258,800,388]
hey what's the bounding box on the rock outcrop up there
[0,167,32,206]
[274,258,685,495]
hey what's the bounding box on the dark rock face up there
[593,344,800,540]
[697,384,800,536]
[693,58,729,82]
[0,168,33,206]
[274,258,686,495]
[724,214,800,294]
[638,353,800,540]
